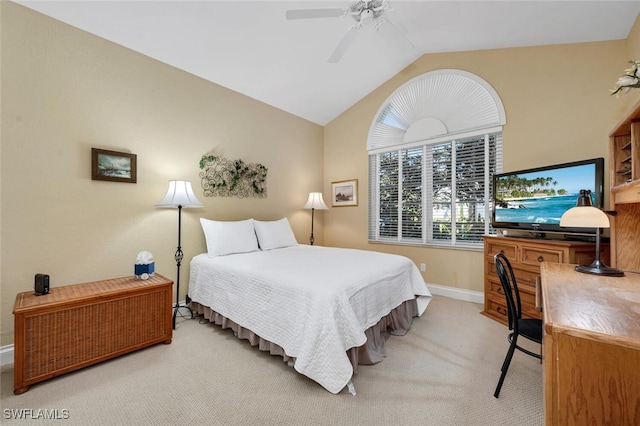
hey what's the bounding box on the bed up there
[188,217,432,394]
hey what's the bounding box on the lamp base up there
[575,260,624,277]
[173,304,194,330]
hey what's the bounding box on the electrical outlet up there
[420,263,426,272]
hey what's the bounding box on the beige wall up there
[323,15,640,292]
[2,3,639,348]
[0,3,324,346]
[628,14,640,67]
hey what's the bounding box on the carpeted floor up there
[0,295,542,425]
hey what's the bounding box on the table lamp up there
[303,192,328,245]
[560,189,623,276]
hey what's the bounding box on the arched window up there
[368,70,506,248]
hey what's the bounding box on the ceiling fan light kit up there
[286,0,411,63]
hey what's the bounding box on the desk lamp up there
[560,189,624,276]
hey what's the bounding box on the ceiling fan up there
[286,0,414,63]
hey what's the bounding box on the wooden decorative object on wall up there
[199,155,267,198]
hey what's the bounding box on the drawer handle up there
[499,250,505,255]
[537,255,544,262]
[496,306,507,316]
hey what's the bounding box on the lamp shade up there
[304,192,329,210]
[156,180,203,209]
[560,206,610,229]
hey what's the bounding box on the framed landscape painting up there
[331,179,358,207]
[91,148,137,183]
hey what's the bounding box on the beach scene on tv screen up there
[494,164,596,225]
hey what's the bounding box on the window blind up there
[369,132,501,248]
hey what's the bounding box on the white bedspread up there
[188,245,432,394]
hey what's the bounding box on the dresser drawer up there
[512,267,541,287]
[488,277,540,319]
[521,246,564,265]
[488,277,504,296]
[522,303,542,320]
[486,298,509,322]
[573,246,610,266]
[485,240,518,260]
[518,285,537,308]
[487,261,540,287]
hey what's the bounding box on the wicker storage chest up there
[13,274,173,394]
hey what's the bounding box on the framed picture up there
[91,148,137,183]
[331,179,358,207]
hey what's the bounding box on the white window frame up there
[369,130,502,249]
[367,70,506,249]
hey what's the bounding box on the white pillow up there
[254,218,298,250]
[200,218,259,257]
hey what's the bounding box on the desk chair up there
[493,252,543,398]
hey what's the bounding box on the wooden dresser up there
[13,274,173,394]
[540,262,640,425]
[482,235,607,325]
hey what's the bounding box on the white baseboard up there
[0,290,483,372]
[426,283,484,304]
[1,344,14,372]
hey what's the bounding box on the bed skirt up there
[190,298,419,374]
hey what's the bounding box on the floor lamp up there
[303,192,328,245]
[560,189,624,277]
[156,180,204,329]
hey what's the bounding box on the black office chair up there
[493,252,542,398]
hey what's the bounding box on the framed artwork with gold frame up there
[331,179,358,207]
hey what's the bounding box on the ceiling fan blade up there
[376,17,415,50]
[327,27,359,63]
[286,8,346,20]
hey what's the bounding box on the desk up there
[540,262,640,425]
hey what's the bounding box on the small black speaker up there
[34,274,49,296]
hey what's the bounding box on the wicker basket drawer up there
[13,275,173,394]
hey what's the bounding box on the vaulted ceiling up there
[16,1,640,125]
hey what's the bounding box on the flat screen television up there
[491,158,605,237]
